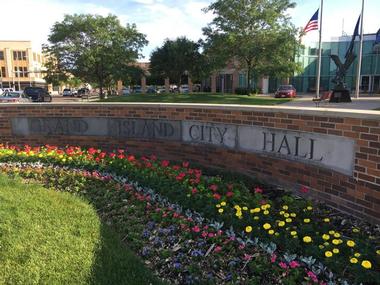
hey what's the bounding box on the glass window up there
[13,51,17,60]
[22,51,27,60]
[1,67,5,77]
[0,51,3,60]
[23,67,28,77]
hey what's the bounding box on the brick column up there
[211,74,216,93]
[117,80,123,95]
[232,70,239,93]
[141,76,146,93]
[165,78,170,93]
[188,77,193,93]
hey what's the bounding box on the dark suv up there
[23,87,52,102]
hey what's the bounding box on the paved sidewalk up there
[282,94,380,111]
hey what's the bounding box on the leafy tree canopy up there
[150,37,208,85]
[43,14,147,96]
[202,0,302,89]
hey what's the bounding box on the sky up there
[0,0,379,60]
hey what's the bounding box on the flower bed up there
[0,144,379,284]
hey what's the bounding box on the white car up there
[0,88,15,95]
[0,91,31,103]
[122,87,130,96]
[179,84,189,93]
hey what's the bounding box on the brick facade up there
[0,104,379,223]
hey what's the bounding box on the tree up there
[43,14,147,97]
[202,0,302,90]
[150,37,207,85]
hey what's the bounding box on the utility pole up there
[355,0,365,99]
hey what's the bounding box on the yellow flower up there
[252,208,261,213]
[361,260,372,269]
[333,248,339,254]
[325,251,333,257]
[290,231,297,236]
[263,210,269,215]
[278,221,285,227]
[324,242,330,246]
[275,232,280,236]
[216,204,221,208]
[303,236,312,243]
[307,206,313,210]
[290,213,296,217]
[254,216,259,220]
[268,230,274,235]
[346,240,355,247]
[354,252,361,258]
[376,250,380,255]
[334,233,341,238]
[350,257,358,264]
[279,211,285,215]
[62,158,66,162]
[319,245,324,249]
[322,234,330,240]
[243,206,248,211]
[220,201,226,206]
[323,218,330,223]
[304,218,310,223]
[284,213,290,218]
[332,239,340,245]
[218,208,224,214]
[263,223,271,230]
[352,228,360,233]
[282,205,288,210]
[68,157,73,161]
[285,218,292,223]
[245,226,253,233]
[234,205,241,210]
[328,230,335,235]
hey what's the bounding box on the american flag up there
[304,9,319,33]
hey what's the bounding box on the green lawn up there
[0,174,163,285]
[100,92,291,105]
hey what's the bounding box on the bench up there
[312,91,332,107]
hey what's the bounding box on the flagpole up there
[316,0,323,99]
[355,0,365,99]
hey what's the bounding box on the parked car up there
[77,88,90,97]
[0,91,31,103]
[62,88,73,97]
[132,86,142,93]
[179,84,189,93]
[121,87,130,96]
[0,88,15,95]
[275,85,297,98]
[146,86,157,94]
[156,87,166,94]
[23,87,52,102]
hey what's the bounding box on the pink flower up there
[209,184,218,192]
[176,172,186,181]
[289,260,300,268]
[243,254,253,261]
[161,160,170,167]
[172,165,180,170]
[279,262,288,269]
[300,185,309,193]
[254,187,263,194]
[201,231,208,238]
[226,191,234,197]
[208,232,215,238]
[182,161,189,168]
[191,188,198,194]
[214,246,222,253]
[307,271,318,283]
[192,226,200,233]
[239,244,245,250]
[270,254,277,263]
[127,155,135,161]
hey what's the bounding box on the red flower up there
[150,154,157,161]
[270,254,277,263]
[161,160,170,167]
[176,172,186,181]
[182,161,189,168]
[88,147,97,155]
[191,188,198,194]
[127,155,135,162]
[279,262,288,269]
[213,193,221,200]
[300,185,309,193]
[226,191,234,197]
[214,246,222,253]
[172,165,180,171]
[289,260,300,268]
[109,153,116,159]
[254,187,263,194]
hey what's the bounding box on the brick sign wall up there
[0,104,379,223]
